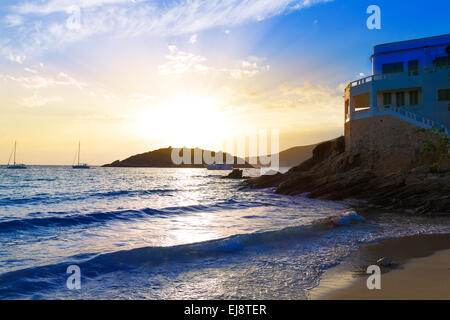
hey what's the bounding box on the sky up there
[1,0,449,165]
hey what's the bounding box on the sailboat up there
[7,141,27,169]
[72,142,90,169]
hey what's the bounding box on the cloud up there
[189,34,198,44]
[336,82,349,93]
[8,72,86,89]
[9,75,47,88]
[231,87,264,101]
[52,72,86,88]
[278,81,343,110]
[3,0,333,55]
[158,45,210,76]
[24,67,38,74]
[20,94,63,107]
[12,0,132,15]
[230,58,270,79]
[4,15,23,27]
[157,46,270,80]
[281,81,332,95]
[8,54,26,64]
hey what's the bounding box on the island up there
[102,147,254,168]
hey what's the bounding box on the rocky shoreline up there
[242,136,450,216]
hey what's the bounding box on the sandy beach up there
[312,234,450,300]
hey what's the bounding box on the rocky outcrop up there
[223,169,243,179]
[243,136,450,215]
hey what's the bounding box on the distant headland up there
[102,147,254,168]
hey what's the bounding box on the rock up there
[404,175,421,185]
[377,257,393,267]
[241,135,450,216]
[410,166,430,174]
[262,169,281,176]
[243,172,285,189]
[225,169,243,179]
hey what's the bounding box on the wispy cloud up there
[24,67,38,74]
[157,45,270,80]
[280,81,334,100]
[20,94,63,108]
[278,81,343,111]
[12,0,132,15]
[2,0,333,56]
[8,54,26,64]
[158,45,210,76]
[8,72,86,89]
[189,34,198,44]
[4,15,23,27]
[229,57,270,79]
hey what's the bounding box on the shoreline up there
[311,233,450,300]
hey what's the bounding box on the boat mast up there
[78,141,81,166]
[14,141,16,166]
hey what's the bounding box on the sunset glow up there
[1,1,448,165]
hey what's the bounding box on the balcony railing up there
[346,66,449,90]
[383,105,449,134]
[346,105,450,135]
[347,72,414,89]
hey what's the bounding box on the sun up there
[136,95,234,149]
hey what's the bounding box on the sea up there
[0,166,449,299]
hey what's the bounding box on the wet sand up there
[311,233,450,300]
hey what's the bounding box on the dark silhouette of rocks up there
[103,147,253,168]
[223,169,243,179]
[243,136,450,215]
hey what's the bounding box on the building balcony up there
[345,65,450,133]
[346,66,449,93]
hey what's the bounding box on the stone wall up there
[345,115,437,173]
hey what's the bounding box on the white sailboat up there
[7,141,26,169]
[72,142,90,169]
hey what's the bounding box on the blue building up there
[345,34,450,133]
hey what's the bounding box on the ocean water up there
[0,166,449,299]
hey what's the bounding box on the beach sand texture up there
[315,234,450,300]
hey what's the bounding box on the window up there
[409,90,419,105]
[433,56,450,68]
[396,92,405,106]
[438,89,450,101]
[408,60,419,75]
[383,92,392,105]
[382,62,404,74]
